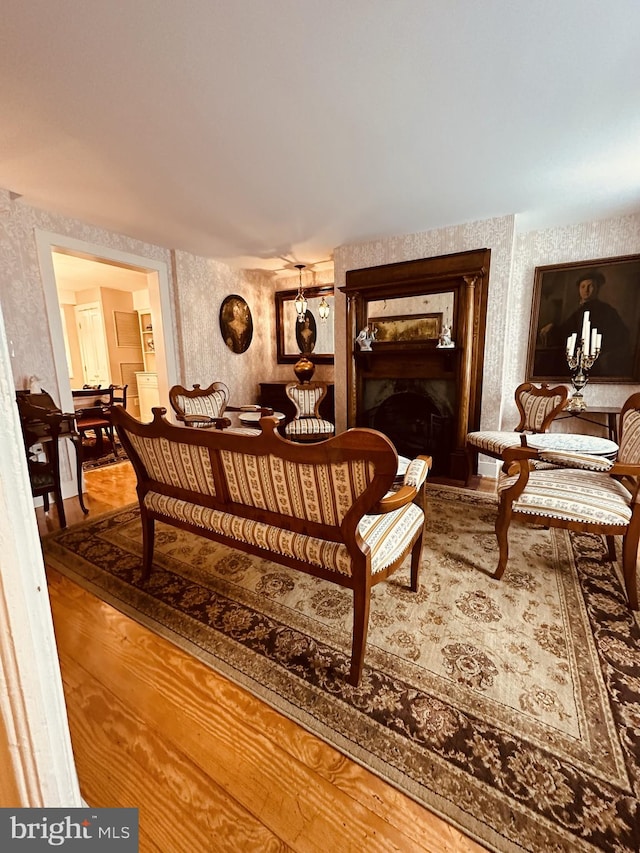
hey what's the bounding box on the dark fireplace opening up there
[364,380,454,476]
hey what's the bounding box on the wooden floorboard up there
[39,462,489,853]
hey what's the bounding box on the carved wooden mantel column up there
[457,275,478,450]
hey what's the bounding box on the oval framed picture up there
[219,294,253,354]
[295,309,317,354]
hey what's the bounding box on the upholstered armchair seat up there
[497,467,633,527]
[285,417,335,439]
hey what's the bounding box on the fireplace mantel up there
[340,249,491,482]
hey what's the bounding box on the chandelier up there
[318,294,330,321]
[294,264,307,322]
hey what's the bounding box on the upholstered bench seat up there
[497,467,633,527]
[145,491,424,577]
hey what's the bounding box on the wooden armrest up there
[403,455,432,489]
[182,414,217,425]
[370,485,418,514]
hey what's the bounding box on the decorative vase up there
[293,354,315,384]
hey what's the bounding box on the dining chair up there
[76,384,127,457]
[284,381,335,442]
[492,391,640,610]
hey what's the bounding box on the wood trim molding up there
[0,301,82,806]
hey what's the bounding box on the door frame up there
[35,230,178,495]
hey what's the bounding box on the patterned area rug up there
[81,437,128,471]
[42,484,640,853]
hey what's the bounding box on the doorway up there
[35,229,178,500]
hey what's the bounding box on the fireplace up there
[341,249,491,482]
[364,379,454,476]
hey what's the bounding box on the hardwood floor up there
[39,462,489,852]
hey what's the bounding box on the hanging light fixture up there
[318,293,330,321]
[294,264,307,322]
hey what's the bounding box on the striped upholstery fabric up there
[497,468,632,526]
[466,430,523,456]
[285,418,334,438]
[220,451,374,525]
[128,434,217,495]
[144,491,423,577]
[289,385,324,416]
[618,409,640,465]
[403,457,431,489]
[519,389,566,431]
[537,450,613,471]
[175,389,227,420]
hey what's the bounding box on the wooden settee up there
[112,406,431,685]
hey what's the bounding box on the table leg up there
[70,435,89,515]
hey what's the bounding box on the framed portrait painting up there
[526,254,640,383]
[219,295,253,354]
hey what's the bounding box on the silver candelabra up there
[566,340,600,411]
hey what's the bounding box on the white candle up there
[596,332,602,351]
[591,328,598,356]
[567,333,577,357]
[582,311,590,356]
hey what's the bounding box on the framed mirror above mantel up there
[340,249,491,482]
[275,285,335,364]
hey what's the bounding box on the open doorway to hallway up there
[52,250,155,420]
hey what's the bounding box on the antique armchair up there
[492,392,640,610]
[284,381,335,442]
[466,382,569,475]
[168,381,272,431]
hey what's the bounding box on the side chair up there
[168,381,272,432]
[466,382,569,479]
[284,381,335,443]
[492,391,640,611]
[76,384,128,458]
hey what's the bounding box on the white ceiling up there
[2,1,639,272]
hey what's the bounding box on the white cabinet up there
[136,371,159,422]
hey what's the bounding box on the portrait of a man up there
[528,257,640,381]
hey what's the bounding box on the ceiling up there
[2,1,639,272]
